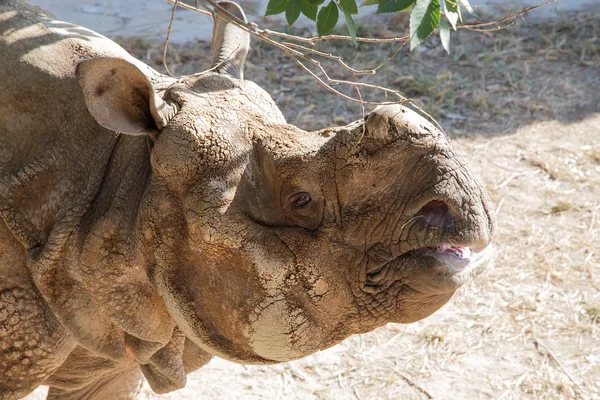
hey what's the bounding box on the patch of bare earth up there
[25,9,599,400]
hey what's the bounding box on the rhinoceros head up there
[76,2,495,365]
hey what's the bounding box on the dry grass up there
[25,9,600,400]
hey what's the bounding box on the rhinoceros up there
[0,1,495,398]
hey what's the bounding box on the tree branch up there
[161,0,555,132]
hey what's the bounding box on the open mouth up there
[394,244,493,295]
[415,245,478,271]
[415,243,494,277]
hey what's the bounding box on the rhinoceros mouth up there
[398,244,494,295]
[415,245,476,271]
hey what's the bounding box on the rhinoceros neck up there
[82,135,152,250]
[0,117,161,359]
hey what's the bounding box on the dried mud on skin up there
[25,11,599,400]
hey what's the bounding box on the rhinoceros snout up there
[412,198,493,255]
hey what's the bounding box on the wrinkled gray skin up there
[0,1,495,399]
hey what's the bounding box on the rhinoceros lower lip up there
[397,244,493,295]
[413,245,487,272]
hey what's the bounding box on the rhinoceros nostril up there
[415,200,451,228]
[418,200,448,215]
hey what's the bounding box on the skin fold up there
[0,1,495,398]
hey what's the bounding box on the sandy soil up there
[23,5,599,400]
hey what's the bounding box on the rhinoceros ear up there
[211,1,250,79]
[76,57,178,135]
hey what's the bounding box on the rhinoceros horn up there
[211,1,250,79]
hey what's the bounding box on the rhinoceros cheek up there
[244,299,326,362]
[153,246,277,363]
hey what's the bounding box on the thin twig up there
[352,385,362,400]
[284,43,446,133]
[356,86,366,139]
[533,337,592,400]
[280,48,404,106]
[388,367,434,399]
[461,21,517,32]
[461,0,557,32]
[282,41,375,75]
[162,0,178,77]
[495,196,506,217]
[356,86,366,120]
[374,39,409,72]
[268,29,411,45]
[164,0,211,16]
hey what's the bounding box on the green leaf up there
[409,0,441,50]
[360,0,381,5]
[286,0,302,26]
[440,18,450,53]
[308,0,325,6]
[300,0,318,21]
[317,1,339,36]
[444,0,459,29]
[342,10,357,45]
[377,0,415,14]
[265,0,288,16]
[458,0,478,17]
[339,0,359,14]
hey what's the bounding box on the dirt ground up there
[25,6,599,400]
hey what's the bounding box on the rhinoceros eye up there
[291,193,311,208]
[285,190,323,230]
